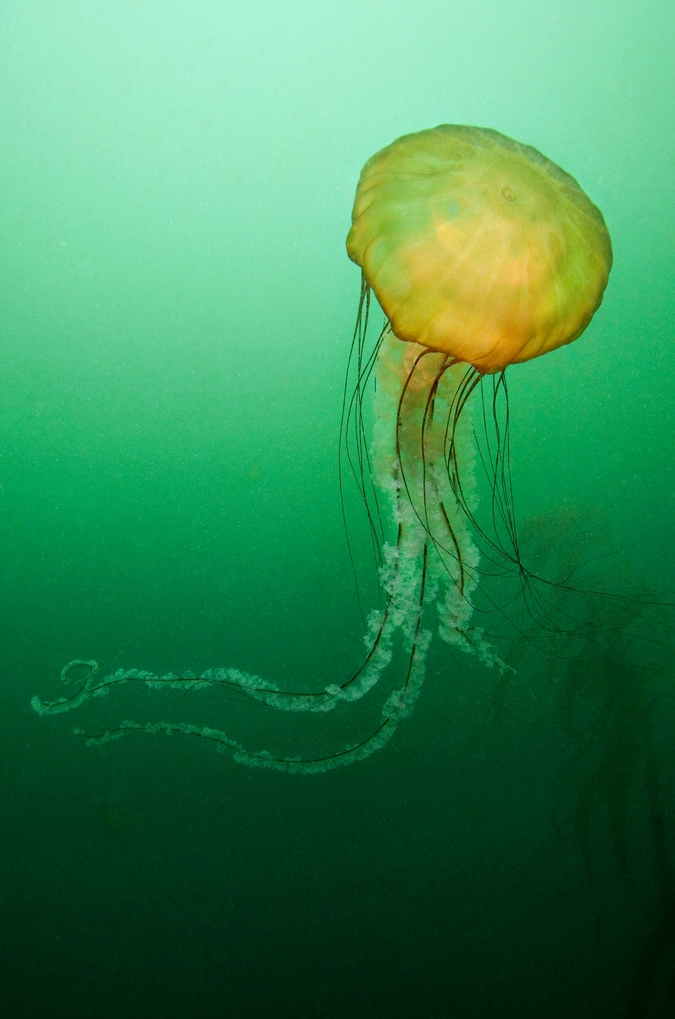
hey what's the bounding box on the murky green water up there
[1,2,673,1016]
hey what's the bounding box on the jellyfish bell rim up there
[346,124,613,374]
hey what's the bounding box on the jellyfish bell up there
[32,126,615,773]
[346,124,612,373]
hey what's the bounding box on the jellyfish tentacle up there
[37,480,433,774]
[32,324,468,768]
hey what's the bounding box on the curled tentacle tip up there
[61,659,98,684]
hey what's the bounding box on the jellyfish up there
[32,125,613,772]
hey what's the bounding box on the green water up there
[1,1,674,1016]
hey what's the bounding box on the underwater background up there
[1,1,674,1016]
